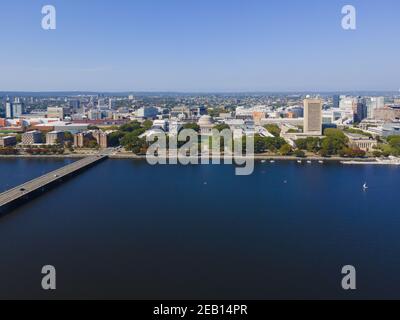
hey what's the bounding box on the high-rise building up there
[88,109,102,120]
[303,98,322,135]
[339,96,357,122]
[366,97,385,119]
[333,95,340,109]
[47,107,65,119]
[10,98,24,118]
[355,98,367,123]
[69,100,81,110]
[5,98,12,118]
[5,97,24,119]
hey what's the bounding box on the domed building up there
[198,115,214,136]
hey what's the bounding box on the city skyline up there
[0,0,399,92]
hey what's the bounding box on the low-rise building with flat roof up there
[21,131,43,145]
[344,133,377,152]
[0,136,17,147]
[46,131,65,145]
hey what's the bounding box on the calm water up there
[0,158,399,299]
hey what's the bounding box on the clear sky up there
[0,0,399,92]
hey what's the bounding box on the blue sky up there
[0,0,399,92]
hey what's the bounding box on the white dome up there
[198,115,214,126]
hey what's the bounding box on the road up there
[0,155,107,208]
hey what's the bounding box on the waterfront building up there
[0,136,17,147]
[74,132,90,148]
[344,133,377,152]
[92,130,109,149]
[74,130,110,149]
[46,131,65,145]
[303,98,322,135]
[21,131,43,145]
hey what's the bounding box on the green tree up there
[320,129,349,155]
[183,123,200,133]
[279,144,293,156]
[121,132,148,154]
[120,121,142,133]
[213,124,230,132]
[264,124,281,137]
[142,120,153,130]
[108,131,125,147]
[294,149,306,158]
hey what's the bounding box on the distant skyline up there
[0,0,399,92]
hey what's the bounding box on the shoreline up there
[0,153,378,163]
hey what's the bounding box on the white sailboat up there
[363,183,368,190]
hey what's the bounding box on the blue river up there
[0,158,399,299]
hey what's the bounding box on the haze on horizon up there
[0,0,399,92]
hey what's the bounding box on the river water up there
[0,158,399,299]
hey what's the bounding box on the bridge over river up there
[0,155,108,214]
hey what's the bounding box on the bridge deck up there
[0,155,107,208]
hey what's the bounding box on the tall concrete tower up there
[303,98,322,135]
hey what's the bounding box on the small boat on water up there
[297,160,302,164]
[318,160,324,164]
[261,160,266,163]
[363,183,368,190]
[307,160,312,164]
[270,160,275,163]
